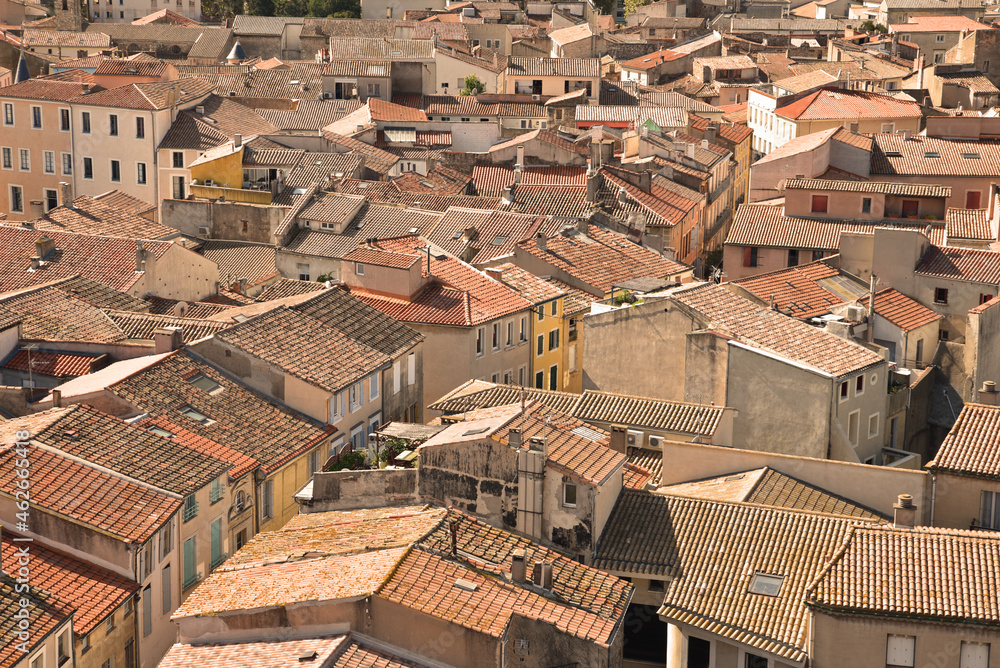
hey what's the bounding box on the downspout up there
[132,541,142,668]
[929,471,937,527]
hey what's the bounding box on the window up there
[537,304,544,321]
[329,391,344,422]
[83,157,93,179]
[563,482,577,506]
[2,147,10,169]
[407,352,415,385]
[31,653,44,668]
[476,327,485,356]
[261,478,274,519]
[881,122,895,133]
[492,322,500,350]
[981,294,993,305]
[856,374,864,395]
[82,634,90,653]
[966,190,982,209]
[180,405,212,424]
[370,373,379,399]
[162,563,173,615]
[308,449,321,474]
[81,111,90,133]
[549,329,559,351]
[172,151,184,168]
[355,262,364,275]
[811,194,828,213]
[550,301,557,316]
[137,162,146,185]
[44,189,57,212]
[62,153,72,175]
[934,288,949,304]
[519,316,527,341]
[183,536,197,587]
[60,108,70,131]
[160,521,172,559]
[188,373,221,394]
[57,629,70,665]
[349,382,361,412]
[209,477,224,503]
[981,490,1000,529]
[537,334,544,356]
[109,114,118,136]
[787,248,798,267]
[535,370,544,388]
[182,493,198,522]
[136,117,145,139]
[107,611,115,633]
[915,338,924,365]
[31,106,41,129]
[110,159,121,182]
[961,643,990,668]
[3,103,12,125]
[861,197,872,214]
[43,151,54,174]
[10,185,22,213]
[549,364,558,390]
[506,321,513,346]
[886,634,915,668]
[935,33,945,42]
[848,410,860,446]
[19,149,29,171]
[748,572,784,596]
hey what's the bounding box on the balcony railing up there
[182,500,199,523]
[189,183,271,205]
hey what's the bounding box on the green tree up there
[245,0,275,15]
[461,74,485,96]
[594,0,615,17]
[859,20,888,33]
[624,0,651,18]
[274,0,308,15]
[306,0,358,17]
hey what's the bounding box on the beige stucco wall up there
[810,612,1000,668]
[137,244,219,302]
[659,440,932,521]
[931,470,999,531]
[0,97,74,220]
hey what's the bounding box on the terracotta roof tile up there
[158,637,348,668]
[946,207,993,241]
[1,531,138,636]
[472,164,587,197]
[109,351,333,474]
[783,178,950,198]
[425,208,558,265]
[732,261,845,319]
[594,490,857,662]
[507,56,600,78]
[777,88,922,121]
[0,286,131,343]
[866,287,941,332]
[199,240,276,288]
[1,349,100,377]
[574,390,724,435]
[135,415,258,480]
[915,244,1000,284]
[0,576,66,666]
[497,262,564,304]
[806,525,1000,624]
[871,133,1000,177]
[671,283,885,377]
[930,402,1000,478]
[889,15,992,31]
[105,310,231,342]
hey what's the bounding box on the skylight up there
[179,406,213,425]
[884,151,903,157]
[148,426,174,439]
[924,151,940,158]
[462,427,491,436]
[748,572,785,596]
[962,152,981,159]
[188,373,223,394]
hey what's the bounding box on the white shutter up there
[393,361,401,394]
[887,635,915,668]
[407,353,416,386]
[961,642,990,668]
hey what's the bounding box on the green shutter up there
[210,519,222,567]
[183,537,196,586]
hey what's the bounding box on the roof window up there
[188,373,223,395]
[962,152,981,159]
[748,572,785,596]
[923,151,940,158]
[179,405,214,425]
[148,425,174,439]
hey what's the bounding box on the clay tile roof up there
[428,379,582,414]
[134,415,258,479]
[806,525,1000,624]
[507,56,600,78]
[929,402,1000,478]
[626,446,662,487]
[0,75,96,101]
[105,310,230,342]
[935,69,1000,93]
[659,467,886,519]
[0,417,180,543]
[727,203,946,250]
[215,306,390,394]
[915,244,1000,284]
[0,286,131,344]
[594,489,857,662]
[199,241,276,288]
[889,15,992,31]
[516,222,691,294]
[671,283,885,377]
[158,637,349,668]
[496,262,564,304]
[369,97,428,122]
[946,207,993,240]
[23,29,110,47]
[109,351,333,474]
[776,88,922,121]
[30,193,174,240]
[573,390,725,435]
[425,208,559,265]
[870,134,1000,177]
[349,236,532,326]
[1,532,138,636]
[472,164,587,196]
[864,287,941,332]
[72,78,214,109]
[783,178,950,198]
[732,261,845,319]
[1,349,100,377]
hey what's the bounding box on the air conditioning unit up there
[847,305,866,322]
[626,429,644,447]
[322,92,332,99]
[531,94,541,101]
[648,435,663,449]
[198,226,210,236]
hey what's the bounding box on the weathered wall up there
[303,468,418,512]
[160,198,282,243]
[418,438,519,528]
[932,470,998,531]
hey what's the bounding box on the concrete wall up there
[418,438,519,527]
[176,599,361,645]
[659,439,932,521]
[302,468,418,512]
[811,612,1000,668]
[966,300,1000,402]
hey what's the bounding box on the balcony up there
[189,183,272,205]
[182,499,199,523]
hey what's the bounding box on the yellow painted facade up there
[259,440,331,533]
[531,297,565,391]
[188,145,244,189]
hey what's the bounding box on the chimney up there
[686,143,696,159]
[893,493,917,529]
[639,170,651,193]
[59,182,73,208]
[34,235,55,260]
[509,427,523,449]
[590,140,601,168]
[485,267,503,281]
[586,172,600,204]
[234,133,242,148]
[903,129,912,141]
[979,381,999,405]
[532,560,553,589]
[511,549,527,584]
[516,144,525,166]
[705,123,718,144]
[51,389,61,408]
[152,326,183,354]
[449,520,458,557]
[195,105,205,114]
[135,240,147,272]
[28,256,40,271]
[610,425,627,453]
[535,232,547,251]
[502,186,514,205]
[513,165,522,184]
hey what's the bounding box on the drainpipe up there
[929,472,937,527]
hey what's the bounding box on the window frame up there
[562,482,577,507]
[137,161,147,185]
[30,105,42,130]
[811,194,829,213]
[934,287,949,304]
[109,113,119,137]
[81,111,91,134]
[59,108,70,132]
